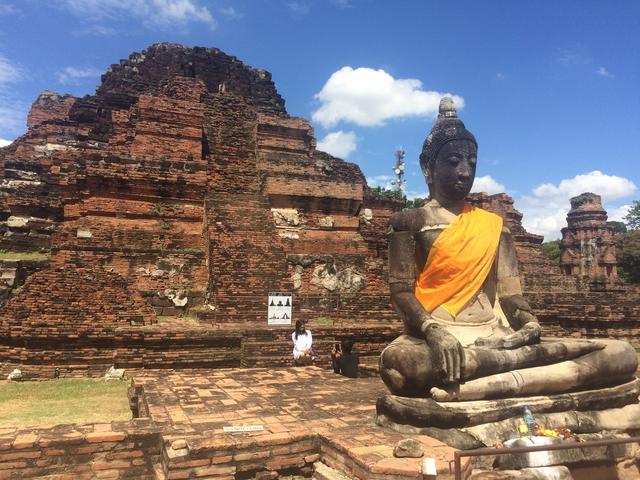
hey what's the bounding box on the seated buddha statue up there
[378,98,637,414]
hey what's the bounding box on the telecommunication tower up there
[390,148,406,192]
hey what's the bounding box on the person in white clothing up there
[292,319,313,365]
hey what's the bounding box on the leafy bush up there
[616,230,640,283]
[541,240,561,265]
[369,186,404,200]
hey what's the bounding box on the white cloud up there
[471,175,506,195]
[312,66,464,128]
[0,54,27,137]
[518,171,637,240]
[73,25,117,36]
[596,66,613,78]
[56,66,102,85]
[62,0,216,29]
[532,171,635,201]
[406,190,428,201]
[366,175,394,189]
[287,1,311,16]
[0,138,11,147]
[220,7,241,18]
[520,205,569,241]
[0,54,21,83]
[0,99,28,136]
[0,3,18,15]
[555,47,590,66]
[317,130,357,159]
[608,204,631,223]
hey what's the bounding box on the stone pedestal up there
[375,379,640,449]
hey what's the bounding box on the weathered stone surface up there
[313,461,353,480]
[171,439,188,451]
[271,208,300,227]
[104,366,125,380]
[393,438,424,458]
[318,216,335,228]
[360,208,373,224]
[311,263,365,293]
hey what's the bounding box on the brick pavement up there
[134,366,470,479]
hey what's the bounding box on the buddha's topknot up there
[419,97,477,176]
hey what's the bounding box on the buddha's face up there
[428,139,477,204]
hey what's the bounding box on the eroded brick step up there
[313,461,352,480]
[160,431,319,480]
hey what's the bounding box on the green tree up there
[369,186,404,200]
[623,200,640,230]
[541,240,561,265]
[616,230,640,283]
[406,197,427,208]
[607,221,627,235]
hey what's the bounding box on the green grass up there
[0,378,131,428]
[314,316,335,326]
[0,250,50,261]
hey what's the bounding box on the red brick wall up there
[0,422,160,480]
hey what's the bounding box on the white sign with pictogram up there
[268,292,292,326]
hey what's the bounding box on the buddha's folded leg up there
[380,334,438,396]
[464,339,604,380]
[381,336,609,396]
[432,339,638,401]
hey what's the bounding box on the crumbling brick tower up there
[560,192,618,285]
[0,43,402,327]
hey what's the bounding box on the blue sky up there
[0,0,638,240]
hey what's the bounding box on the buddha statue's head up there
[420,97,477,203]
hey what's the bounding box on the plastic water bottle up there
[523,406,535,434]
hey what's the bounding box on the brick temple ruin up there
[0,43,638,380]
[0,43,639,480]
[0,43,404,378]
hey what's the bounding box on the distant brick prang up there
[560,192,618,286]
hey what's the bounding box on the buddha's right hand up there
[474,322,541,349]
[424,323,465,384]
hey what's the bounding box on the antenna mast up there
[390,148,406,193]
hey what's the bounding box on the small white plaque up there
[223,424,264,433]
[76,228,93,239]
[422,457,436,476]
[268,292,292,326]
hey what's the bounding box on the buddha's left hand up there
[474,322,541,349]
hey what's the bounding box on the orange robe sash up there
[415,204,503,317]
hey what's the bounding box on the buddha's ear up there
[423,166,432,184]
